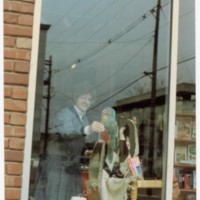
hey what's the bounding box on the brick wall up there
[4,0,35,199]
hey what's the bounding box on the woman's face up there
[76,93,93,112]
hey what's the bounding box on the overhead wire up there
[47,0,195,101]
[54,5,157,74]
[66,2,169,96]
[64,0,118,39]
[50,33,154,78]
[46,0,101,43]
[47,55,195,130]
[44,0,81,30]
[59,0,134,62]
[46,0,114,55]
[90,73,147,110]
[91,55,195,108]
[51,2,191,77]
[48,1,171,75]
[75,33,154,69]
[48,0,194,99]
[50,2,170,96]
[90,38,153,92]
[42,0,195,131]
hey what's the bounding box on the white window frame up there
[162,0,179,199]
[21,0,42,199]
[195,1,200,200]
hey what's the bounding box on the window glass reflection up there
[28,0,179,199]
[172,0,196,199]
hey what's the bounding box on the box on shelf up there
[191,121,196,139]
[174,146,187,164]
[175,117,192,139]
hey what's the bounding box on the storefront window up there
[27,0,182,199]
[173,1,196,199]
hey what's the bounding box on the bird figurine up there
[101,107,118,162]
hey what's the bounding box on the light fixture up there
[71,58,81,69]
[71,63,77,69]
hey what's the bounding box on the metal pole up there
[148,0,161,177]
[43,55,52,155]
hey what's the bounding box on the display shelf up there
[176,112,195,117]
[173,109,196,199]
[130,180,162,200]
[174,163,195,169]
[175,138,195,144]
[180,189,196,193]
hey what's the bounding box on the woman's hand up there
[89,121,105,133]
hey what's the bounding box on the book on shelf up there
[174,169,196,189]
[184,173,190,189]
[175,117,192,139]
[193,170,196,189]
[191,121,196,139]
[187,144,196,162]
[174,146,187,164]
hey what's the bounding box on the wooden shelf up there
[130,180,162,200]
[175,138,196,144]
[180,189,196,193]
[174,163,196,169]
[176,112,195,117]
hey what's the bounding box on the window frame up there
[161,0,179,199]
[20,0,43,199]
[19,0,199,199]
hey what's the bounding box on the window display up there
[25,0,196,199]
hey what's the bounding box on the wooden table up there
[130,180,162,200]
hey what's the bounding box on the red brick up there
[4,36,16,47]
[5,150,23,162]
[12,87,28,100]
[4,126,13,137]
[4,126,25,138]
[5,175,22,187]
[22,0,35,3]
[9,138,25,150]
[4,1,34,14]
[4,87,12,97]
[4,73,29,86]
[4,60,14,71]
[14,61,30,73]
[18,15,33,26]
[4,112,11,124]
[10,113,26,126]
[4,24,32,37]
[5,99,27,112]
[4,13,19,24]
[6,163,23,175]
[14,127,26,137]
[5,48,31,61]
[5,188,21,200]
[5,139,9,149]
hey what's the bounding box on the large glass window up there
[173,1,196,200]
[27,0,179,199]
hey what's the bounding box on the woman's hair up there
[73,81,96,103]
